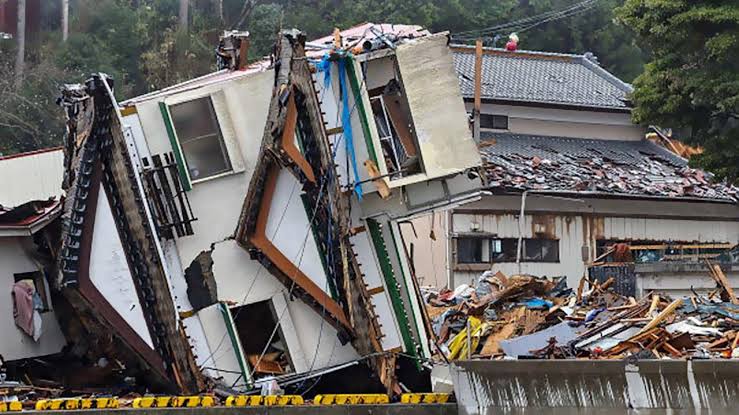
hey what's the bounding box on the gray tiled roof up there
[453,47,633,110]
[480,133,738,202]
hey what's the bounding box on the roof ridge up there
[450,44,584,60]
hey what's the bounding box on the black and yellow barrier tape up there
[313,394,390,405]
[225,395,304,406]
[34,398,119,411]
[0,402,22,412]
[400,393,452,404]
[132,396,215,408]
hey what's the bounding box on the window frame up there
[167,96,233,183]
[479,114,509,130]
[453,235,560,269]
[14,270,52,312]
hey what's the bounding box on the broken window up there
[169,97,232,181]
[479,114,508,130]
[523,239,559,262]
[369,80,420,179]
[14,271,50,312]
[596,240,736,263]
[231,300,294,378]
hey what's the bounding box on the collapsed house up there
[43,24,482,395]
[404,46,739,298]
[0,149,66,366]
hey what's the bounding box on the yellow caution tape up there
[0,401,22,412]
[35,398,119,411]
[132,396,214,408]
[400,393,452,404]
[225,395,304,406]
[313,394,390,405]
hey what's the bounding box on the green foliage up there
[1,0,650,157]
[617,0,739,183]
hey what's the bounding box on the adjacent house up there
[404,46,739,297]
[0,149,66,364]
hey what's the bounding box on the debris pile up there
[427,266,739,360]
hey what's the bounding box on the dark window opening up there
[479,114,508,130]
[231,300,294,378]
[596,240,736,264]
[14,271,51,312]
[456,237,559,264]
[169,97,232,181]
[369,80,421,179]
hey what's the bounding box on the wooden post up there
[473,38,483,142]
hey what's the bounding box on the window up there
[455,237,559,265]
[14,271,51,312]
[369,80,421,179]
[457,237,490,263]
[169,97,232,181]
[524,239,560,262]
[479,114,508,130]
[231,300,294,378]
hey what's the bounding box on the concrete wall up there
[0,148,64,207]
[467,102,645,141]
[443,195,739,290]
[453,360,739,413]
[0,237,66,361]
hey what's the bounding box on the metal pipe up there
[515,191,528,274]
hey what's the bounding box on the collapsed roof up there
[479,132,739,203]
[452,46,633,110]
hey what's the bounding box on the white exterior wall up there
[0,237,66,361]
[0,149,64,207]
[448,197,739,290]
[467,102,645,141]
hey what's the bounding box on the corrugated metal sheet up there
[0,148,64,207]
[452,360,739,413]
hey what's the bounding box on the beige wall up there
[467,102,645,141]
[400,212,450,288]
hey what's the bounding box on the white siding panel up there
[0,149,64,207]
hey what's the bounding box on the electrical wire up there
[452,0,601,42]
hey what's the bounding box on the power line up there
[452,0,601,42]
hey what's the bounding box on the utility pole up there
[179,0,189,30]
[472,38,483,142]
[14,0,26,89]
[62,0,69,42]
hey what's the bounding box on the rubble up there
[426,263,739,361]
[479,133,738,202]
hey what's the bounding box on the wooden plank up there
[707,261,738,305]
[640,299,683,334]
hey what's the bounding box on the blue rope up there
[337,57,363,200]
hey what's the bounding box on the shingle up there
[453,47,632,110]
[479,133,738,202]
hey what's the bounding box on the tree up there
[62,0,69,41]
[617,0,739,183]
[179,0,188,29]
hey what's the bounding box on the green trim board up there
[366,218,417,358]
[218,302,251,386]
[158,102,192,191]
[388,220,428,361]
[344,55,378,165]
